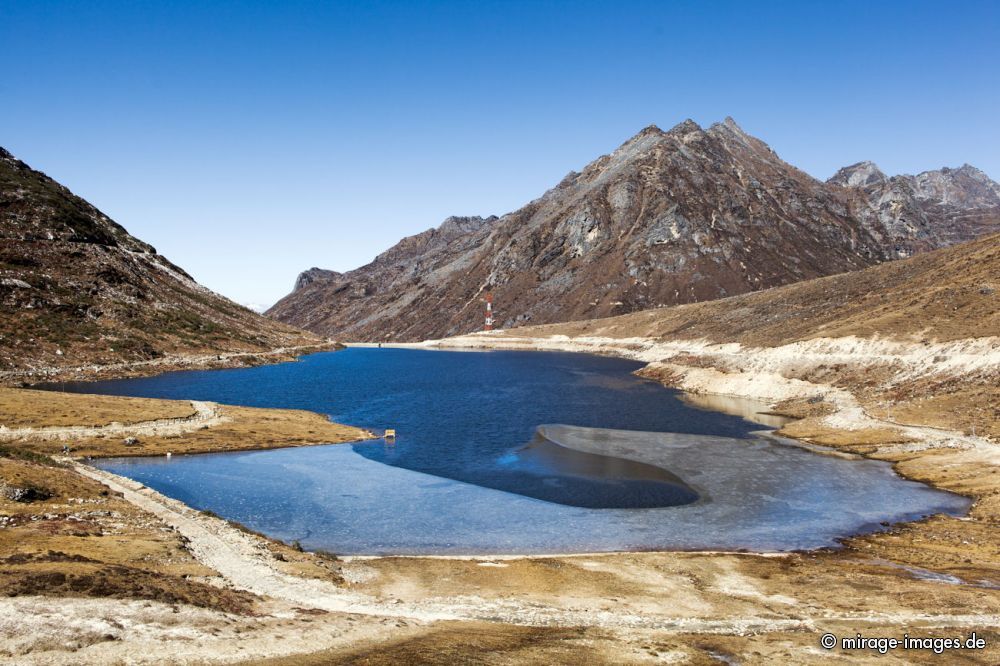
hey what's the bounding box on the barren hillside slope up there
[0,147,325,377]
[500,232,999,346]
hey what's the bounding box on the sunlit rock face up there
[829,162,1000,257]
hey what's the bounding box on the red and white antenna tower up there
[484,291,494,331]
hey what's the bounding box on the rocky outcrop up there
[828,161,888,188]
[294,268,341,292]
[0,148,323,372]
[828,162,1000,257]
[0,481,52,503]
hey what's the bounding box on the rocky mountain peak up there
[826,158,1000,256]
[270,118,900,341]
[710,116,751,138]
[610,124,669,156]
[0,145,155,252]
[667,118,702,134]
[828,161,888,188]
[437,215,498,237]
[909,164,1000,210]
[294,267,342,292]
[721,115,743,129]
[705,117,772,158]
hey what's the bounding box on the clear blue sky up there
[2,1,997,307]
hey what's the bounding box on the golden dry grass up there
[3,389,998,664]
[0,388,372,458]
[0,400,356,611]
[0,386,373,596]
[877,381,1000,441]
[777,421,915,449]
[0,456,258,613]
[246,622,595,666]
[63,404,370,458]
[0,387,195,428]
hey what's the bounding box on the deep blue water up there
[52,348,970,554]
[65,349,761,506]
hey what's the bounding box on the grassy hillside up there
[505,232,999,345]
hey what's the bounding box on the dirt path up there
[0,401,227,442]
[73,462,457,621]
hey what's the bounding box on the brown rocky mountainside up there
[269,118,1000,342]
[0,147,323,375]
[501,232,999,346]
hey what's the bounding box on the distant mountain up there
[239,302,271,314]
[0,147,323,374]
[269,118,1000,341]
[829,161,1000,256]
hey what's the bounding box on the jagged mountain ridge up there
[0,147,323,373]
[829,161,1000,256]
[268,118,1000,342]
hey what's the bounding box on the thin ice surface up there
[97,424,968,555]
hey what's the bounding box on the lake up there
[56,348,969,554]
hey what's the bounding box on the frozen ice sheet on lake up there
[96,424,969,555]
